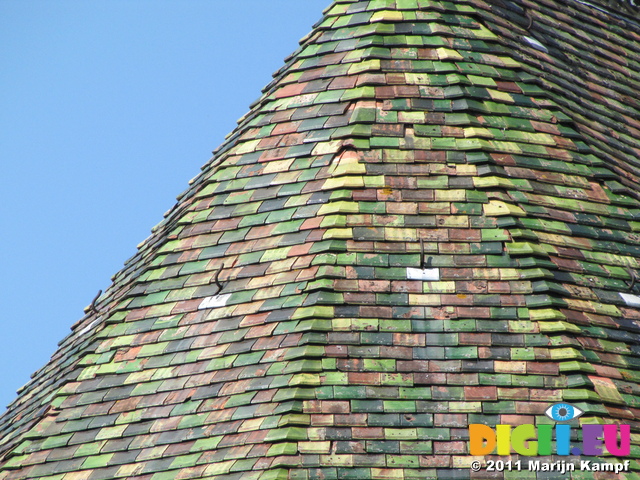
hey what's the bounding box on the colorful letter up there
[469,424,496,455]
[537,424,553,455]
[512,424,537,455]
[556,424,571,456]
[604,424,630,456]
[582,425,604,455]
[497,424,511,455]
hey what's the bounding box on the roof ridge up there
[2,1,640,478]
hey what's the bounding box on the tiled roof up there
[2,0,640,479]
[590,0,639,15]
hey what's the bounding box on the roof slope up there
[2,0,640,479]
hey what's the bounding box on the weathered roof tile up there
[4,0,640,478]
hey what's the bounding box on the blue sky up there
[0,1,329,411]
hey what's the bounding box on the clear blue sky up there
[0,1,329,411]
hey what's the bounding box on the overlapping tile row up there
[474,0,640,194]
[591,0,640,15]
[2,0,640,479]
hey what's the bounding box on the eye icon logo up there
[545,403,584,422]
